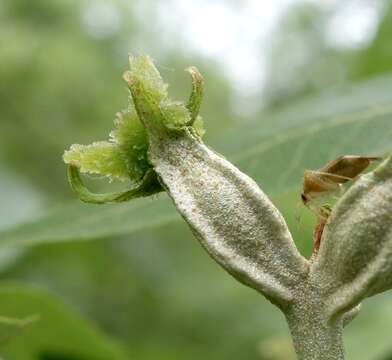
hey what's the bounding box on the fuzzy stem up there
[286,307,345,360]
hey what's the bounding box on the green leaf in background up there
[219,74,392,194]
[0,283,129,360]
[1,73,392,248]
[344,294,392,360]
[0,196,176,247]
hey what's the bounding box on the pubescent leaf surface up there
[1,74,392,247]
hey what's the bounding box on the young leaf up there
[63,142,131,181]
[63,105,150,183]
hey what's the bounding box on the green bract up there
[63,107,149,182]
[63,55,205,203]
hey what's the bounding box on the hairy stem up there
[286,305,345,360]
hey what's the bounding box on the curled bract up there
[64,106,150,182]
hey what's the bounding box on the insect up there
[301,155,381,257]
[301,155,381,214]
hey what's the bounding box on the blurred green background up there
[1,0,392,359]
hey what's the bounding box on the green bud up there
[63,54,392,360]
[63,55,205,203]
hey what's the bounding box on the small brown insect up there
[301,155,381,257]
[301,155,381,212]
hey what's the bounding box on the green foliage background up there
[0,1,392,359]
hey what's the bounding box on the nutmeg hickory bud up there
[62,57,205,203]
[64,55,392,360]
[122,56,308,308]
[64,55,308,308]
